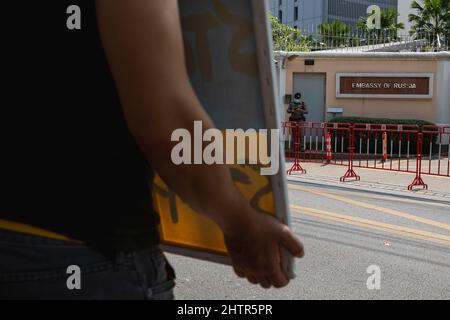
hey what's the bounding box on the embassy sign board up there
[336,73,434,99]
[152,0,294,278]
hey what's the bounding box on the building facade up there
[269,0,399,34]
[274,52,450,126]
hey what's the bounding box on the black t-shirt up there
[0,1,160,252]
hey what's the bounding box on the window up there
[294,6,298,21]
[279,0,282,6]
[278,10,282,22]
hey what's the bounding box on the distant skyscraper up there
[398,0,423,34]
[268,0,399,34]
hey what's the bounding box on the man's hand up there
[97,0,305,289]
[222,204,304,289]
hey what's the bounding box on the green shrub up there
[328,117,438,156]
[329,116,435,127]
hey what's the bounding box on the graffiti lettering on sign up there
[181,0,258,82]
[153,183,180,224]
[213,0,258,77]
[152,164,274,226]
[182,12,221,81]
[229,165,273,216]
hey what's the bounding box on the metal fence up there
[299,31,449,52]
[283,121,450,189]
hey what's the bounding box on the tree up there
[357,7,405,44]
[270,14,310,52]
[317,21,354,48]
[408,0,450,50]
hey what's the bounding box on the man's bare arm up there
[96,0,303,289]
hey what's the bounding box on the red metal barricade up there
[422,126,450,178]
[352,123,421,174]
[283,121,450,189]
[285,123,307,175]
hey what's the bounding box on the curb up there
[286,176,450,206]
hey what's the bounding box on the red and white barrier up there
[382,131,388,162]
[326,132,332,163]
[282,121,450,189]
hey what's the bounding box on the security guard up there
[287,92,308,122]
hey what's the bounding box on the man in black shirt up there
[0,1,304,299]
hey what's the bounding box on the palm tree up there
[318,21,354,48]
[408,0,450,49]
[357,8,405,44]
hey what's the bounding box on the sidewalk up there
[285,162,450,201]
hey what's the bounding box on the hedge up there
[328,117,438,155]
[329,116,435,127]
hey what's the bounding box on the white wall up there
[274,57,288,117]
[436,60,450,126]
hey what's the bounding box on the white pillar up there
[274,57,287,122]
[436,60,450,126]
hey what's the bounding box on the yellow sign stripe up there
[289,184,450,232]
[290,205,450,247]
[0,219,81,243]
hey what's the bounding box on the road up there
[166,182,450,300]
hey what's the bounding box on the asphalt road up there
[166,182,450,300]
